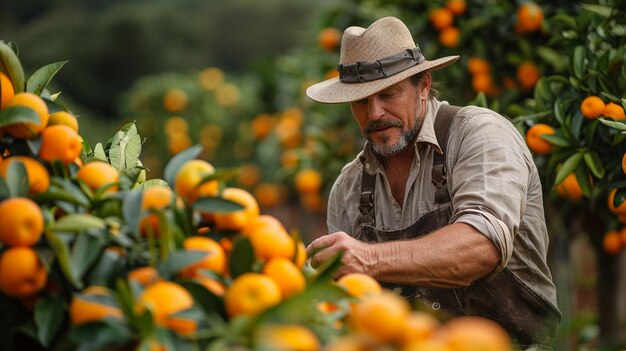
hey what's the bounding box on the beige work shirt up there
[327,98,559,312]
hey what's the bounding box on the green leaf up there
[4,160,30,197]
[193,197,244,213]
[71,231,106,279]
[157,250,208,279]
[0,41,25,93]
[68,320,133,349]
[93,143,107,161]
[229,236,255,278]
[579,3,613,17]
[572,46,586,80]
[51,214,106,232]
[598,118,626,131]
[26,61,68,95]
[583,151,605,179]
[554,152,583,186]
[163,144,203,187]
[84,250,124,288]
[536,47,568,72]
[34,295,66,348]
[181,280,227,320]
[540,134,571,147]
[574,164,592,198]
[0,106,41,129]
[44,229,82,289]
[135,179,169,190]
[553,100,565,124]
[122,190,143,237]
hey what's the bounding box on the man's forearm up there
[369,223,501,288]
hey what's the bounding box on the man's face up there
[350,75,430,157]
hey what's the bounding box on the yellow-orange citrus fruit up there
[248,222,295,261]
[256,324,321,351]
[139,186,173,237]
[134,281,195,334]
[215,83,240,107]
[167,131,193,155]
[337,273,382,298]
[467,57,490,75]
[213,187,260,232]
[76,161,119,193]
[69,286,124,325]
[525,123,555,155]
[0,71,16,109]
[603,230,622,255]
[294,168,323,194]
[39,125,83,164]
[604,102,626,120]
[180,236,226,277]
[401,311,442,346]
[516,2,544,34]
[47,111,79,132]
[443,316,513,351]
[351,291,411,343]
[237,164,261,188]
[194,275,226,296]
[198,67,224,91]
[516,62,540,91]
[174,159,219,204]
[251,113,274,140]
[0,246,47,297]
[404,339,452,351]
[580,96,605,119]
[471,72,492,93]
[608,188,626,216]
[163,88,188,113]
[622,153,626,175]
[242,214,286,236]
[555,173,584,202]
[295,241,307,268]
[128,266,160,287]
[4,92,49,139]
[0,156,50,194]
[254,183,286,209]
[164,116,188,136]
[262,257,306,299]
[300,192,324,213]
[446,0,466,15]
[224,273,282,317]
[0,197,44,246]
[439,26,460,48]
[429,8,454,31]
[318,27,342,52]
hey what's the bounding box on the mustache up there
[364,120,403,134]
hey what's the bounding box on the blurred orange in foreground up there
[0,246,47,297]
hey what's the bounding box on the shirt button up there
[365,162,370,171]
[432,302,441,310]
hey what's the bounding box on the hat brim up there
[306,55,460,104]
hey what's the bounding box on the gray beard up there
[369,120,421,157]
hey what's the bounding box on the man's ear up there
[420,72,432,98]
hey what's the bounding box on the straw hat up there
[306,16,459,104]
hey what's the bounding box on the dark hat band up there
[337,47,425,83]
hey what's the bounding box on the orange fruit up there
[0,71,15,109]
[525,123,555,155]
[603,102,626,120]
[471,72,492,93]
[0,246,47,297]
[251,113,274,140]
[242,214,286,236]
[294,241,307,268]
[128,266,160,287]
[237,164,261,188]
[47,111,79,132]
[39,125,83,165]
[215,83,240,107]
[69,286,124,325]
[139,186,173,237]
[4,92,49,139]
[134,281,195,334]
[439,26,460,48]
[580,96,605,119]
[179,236,227,277]
[602,230,622,255]
[0,197,44,246]
[254,183,286,209]
[76,161,119,193]
[167,131,193,155]
[608,188,626,216]
[516,2,544,34]
[163,88,188,113]
[262,257,306,299]
[318,27,342,52]
[446,0,466,15]
[213,187,260,232]
[337,273,382,298]
[294,168,323,194]
[164,116,188,137]
[443,316,512,351]
[467,57,490,75]
[256,324,320,351]
[429,8,454,31]
[555,173,584,201]
[248,222,295,261]
[198,67,224,91]
[622,153,626,175]
[224,273,282,317]
[516,62,540,91]
[350,291,411,343]
[0,156,50,194]
[401,311,442,346]
[174,159,219,204]
[194,275,226,296]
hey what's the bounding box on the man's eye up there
[355,99,368,105]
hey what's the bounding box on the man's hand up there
[306,232,375,278]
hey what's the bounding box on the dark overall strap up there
[432,104,461,204]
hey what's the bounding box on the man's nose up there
[367,97,385,120]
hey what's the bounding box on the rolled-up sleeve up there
[447,108,530,274]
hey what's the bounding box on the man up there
[305,16,561,348]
